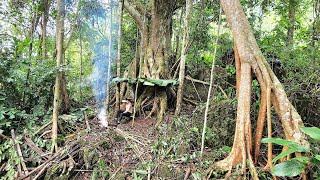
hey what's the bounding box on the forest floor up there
[54,111,219,180]
[73,115,194,180]
[21,103,232,179]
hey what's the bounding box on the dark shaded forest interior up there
[0,0,319,179]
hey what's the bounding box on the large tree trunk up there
[52,0,65,152]
[215,0,308,177]
[124,0,175,122]
[175,0,192,116]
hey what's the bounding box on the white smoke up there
[98,108,108,127]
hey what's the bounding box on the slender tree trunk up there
[105,5,113,124]
[59,0,82,112]
[175,0,192,116]
[115,0,124,116]
[52,0,65,152]
[22,1,40,106]
[175,9,183,60]
[215,0,308,177]
[41,0,50,61]
[287,0,297,46]
[79,24,83,100]
[200,7,222,155]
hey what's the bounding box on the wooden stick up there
[190,78,202,101]
[201,6,222,156]
[206,168,214,180]
[74,169,110,172]
[185,75,230,100]
[184,167,191,180]
[32,163,50,180]
[185,75,210,85]
[108,162,126,180]
[33,122,51,136]
[11,130,29,176]
[0,163,6,173]
[147,166,151,180]
[182,97,198,105]
[24,137,47,159]
[39,130,51,138]
[19,152,60,180]
[10,132,21,175]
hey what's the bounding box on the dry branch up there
[33,121,51,136]
[11,130,29,177]
[184,167,191,180]
[24,136,47,158]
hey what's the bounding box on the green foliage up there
[262,138,309,153]
[271,158,306,177]
[91,159,109,180]
[0,140,20,180]
[262,126,320,178]
[301,127,320,140]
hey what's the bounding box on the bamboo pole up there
[200,7,222,156]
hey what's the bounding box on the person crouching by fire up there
[116,99,133,124]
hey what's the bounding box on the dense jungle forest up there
[0,0,319,179]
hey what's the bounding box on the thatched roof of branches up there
[112,77,177,87]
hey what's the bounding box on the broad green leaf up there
[147,79,163,86]
[143,81,155,86]
[112,77,129,83]
[137,78,146,83]
[262,138,296,146]
[272,149,296,163]
[262,138,309,152]
[271,159,305,177]
[315,155,320,161]
[112,77,177,87]
[160,79,177,86]
[148,79,177,86]
[300,127,320,140]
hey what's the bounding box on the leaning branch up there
[124,0,143,29]
[185,75,209,85]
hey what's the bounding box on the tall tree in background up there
[52,0,65,152]
[22,0,41,105]
[41,0,51,61]
[215,0,308,177]
[105,4,113,122]
[123,0,181,122]
[123,0,176,79]
[287,0,299,46]
[115,0,124,114]
[175,0,192,116]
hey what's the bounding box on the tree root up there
[146,98,159,119]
